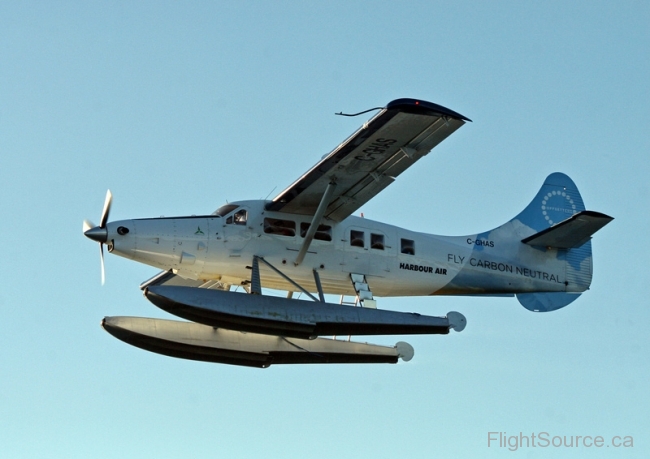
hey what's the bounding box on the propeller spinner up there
[83,190,113,284]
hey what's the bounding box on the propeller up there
[83,190,113,285]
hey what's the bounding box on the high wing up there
[266,98,470,221]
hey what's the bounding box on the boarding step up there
[350,273,376,309]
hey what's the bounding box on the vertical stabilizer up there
[512,172,586,233]
[512,173,593,311]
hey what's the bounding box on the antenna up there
[335,106,383,117]
[263,186,277,201]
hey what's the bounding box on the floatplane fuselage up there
[100,196,583,301]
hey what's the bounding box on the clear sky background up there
[1,2,648,458]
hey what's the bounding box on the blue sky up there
[1,1,648,457]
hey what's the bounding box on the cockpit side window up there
[226,209,248,225]
[234,209,247,225]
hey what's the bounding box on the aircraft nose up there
[84,226,108,243]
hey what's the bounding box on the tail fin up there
[512,172,586,233]
[509,173,608,312]
[441,173,611,312]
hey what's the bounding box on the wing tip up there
[386,98,471,122]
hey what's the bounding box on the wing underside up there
[266,99,469,221]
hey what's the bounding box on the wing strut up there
[250,256,262,295]
[254,256,320,302]
[294,181,337,266]
[313,269,325,302]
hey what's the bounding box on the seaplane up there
[83,98,612,368]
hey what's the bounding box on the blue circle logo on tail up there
[541,191,576,226]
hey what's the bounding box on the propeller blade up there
[83,219,95,233]
[100,243,106,285]
[100,189,112,228]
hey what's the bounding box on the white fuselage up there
[105,199,574,298]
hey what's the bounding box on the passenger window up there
[371,233,385,250]
[264,218,296,237]
[226,209,247,225]
[401,238,415,255]
[300,223,332,241]
[350,230,365,248]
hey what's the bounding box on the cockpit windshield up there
[212,204,239,217]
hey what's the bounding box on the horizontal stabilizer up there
[522,211,613,249]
